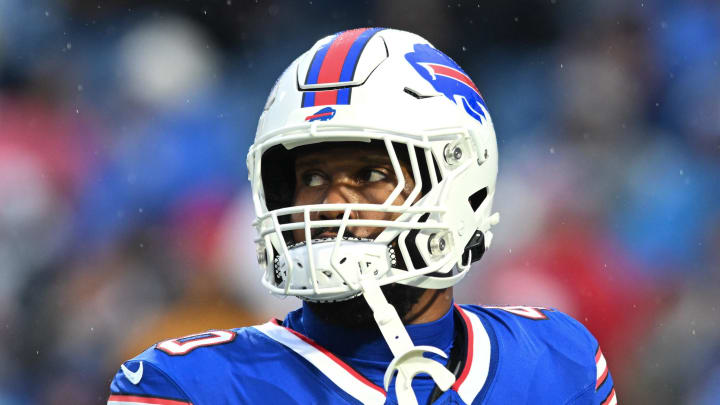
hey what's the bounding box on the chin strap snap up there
[359,279,456,405]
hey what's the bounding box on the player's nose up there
[319,183,360,220]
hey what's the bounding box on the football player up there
[108,28,616,405]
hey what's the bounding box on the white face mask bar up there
[250,124,471,300]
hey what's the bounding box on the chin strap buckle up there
[360,279,456,405]
[383,346,455,405]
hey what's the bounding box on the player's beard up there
[305,283,426,329]
[303,224,428,329]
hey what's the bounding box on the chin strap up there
[359,278,456,405]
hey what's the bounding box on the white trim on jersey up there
[253,321,387,405]
[596,353,607,377]
[595,347,609,390]
[454,306,492,404]
[601,388,617,405]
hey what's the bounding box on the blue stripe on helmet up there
[301,91,316,107]
[304,35,336,85]
[336,88,351,104]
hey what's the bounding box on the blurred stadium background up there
[0,0,718,403]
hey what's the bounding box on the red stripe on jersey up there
[595,347,609,390]
[426,63,480,95]
[600,388,616,405]
[269,319,386,396]
[107,394,191,405]
[451,303,474,390]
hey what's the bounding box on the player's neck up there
[403,287,453,324]
[295,299,456,361]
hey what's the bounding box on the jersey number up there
[156,330,236,355]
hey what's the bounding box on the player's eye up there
[301,172,327,187]
[358,168,388,183]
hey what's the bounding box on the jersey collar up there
[253,304,495,405]
[451,304,495,404]
[292,300,456,361]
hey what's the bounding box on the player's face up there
[291,143,416,242]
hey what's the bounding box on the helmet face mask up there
[248,28,499,303]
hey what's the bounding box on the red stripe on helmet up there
[311,28,369,106]
[316,28,368,84]
[313,89,340,106]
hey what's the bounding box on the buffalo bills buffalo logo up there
[305,106,336,122]
[405,44,487,123]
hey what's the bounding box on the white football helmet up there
[247,28,499,402]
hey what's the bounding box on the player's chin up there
[305,283,426,329]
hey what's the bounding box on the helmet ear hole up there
[261,145,296,212]
[468,187,487,212]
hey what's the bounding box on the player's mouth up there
[311,227,359,240]
[316,231,338,239]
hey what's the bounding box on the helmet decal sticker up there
[302,27,385,107]
[405,43,487,123]
[305,106,336,122]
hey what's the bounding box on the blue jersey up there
[108,304,616,405]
